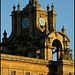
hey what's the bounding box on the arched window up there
[52,39,62,61]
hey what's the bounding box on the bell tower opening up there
[52,47,57,61]
[52,39,62,61]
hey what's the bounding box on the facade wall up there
[1,54,49,75]
[56,60,74,75]
[1,54,74,75]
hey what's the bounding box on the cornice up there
[1,54,50,65]
[57,60,74,66]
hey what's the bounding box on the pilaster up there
[29,6,34,39]
[16,12,21,35]
[44,36,54,60]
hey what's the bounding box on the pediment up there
[48,31,70,42]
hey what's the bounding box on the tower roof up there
[30,0,38,3]
[23,0,44,10]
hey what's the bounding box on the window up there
[39,74,43,75]
[25,72,30,75]
[68,72,72,75]
[10,71,16,75]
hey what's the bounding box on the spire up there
[17,2,20,11]
[51,3,54,10]
[61,26,65,33]
[13,4,16,11]
[47,4,50,11]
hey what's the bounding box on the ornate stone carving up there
[61,48,73,61]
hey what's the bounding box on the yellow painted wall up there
[1,54,49,75]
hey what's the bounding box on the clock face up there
[39,18,45,26]
[22,18,29,29]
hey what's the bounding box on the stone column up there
[57,48,61,60]
[44,45,54,60]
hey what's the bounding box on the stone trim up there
[57,60,74,66]
[1,54,50,65]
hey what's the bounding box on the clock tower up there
[2,0,73,61]
[1,0,74,75]
[11,0,57,40]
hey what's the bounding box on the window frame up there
[25,72,30,75]
[10,71,16,75]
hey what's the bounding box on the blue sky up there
[1,0,74,60]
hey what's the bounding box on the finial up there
[47,4,50,11]
[13,4,16,11]
[61,26,65,33]
[3,30,7,38]
[17,2,20,11]
[51,3,54,10]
